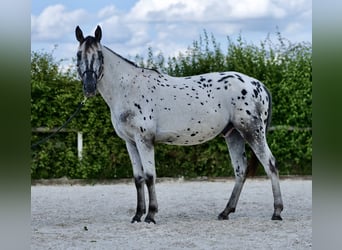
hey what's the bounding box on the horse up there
[75,26,283,224]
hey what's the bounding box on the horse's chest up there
[110,110,136,140]
[110,106,154,141]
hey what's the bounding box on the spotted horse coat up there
[75,26,283,224]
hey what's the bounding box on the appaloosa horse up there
[75,26,283,223]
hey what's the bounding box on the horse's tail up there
[264,85,273,132]
[246,85,273,177]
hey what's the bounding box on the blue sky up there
[31,0,312,70]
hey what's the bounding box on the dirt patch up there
[31,179,311,249]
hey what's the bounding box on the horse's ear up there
[94,25,102,42]
[75,26,84,43]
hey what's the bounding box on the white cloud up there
[31,1,312,71]
[127,0,290,23]
[128,0,197,22]
[98,16,134,44]
[222,0,285,19]
[105,0,310,64]
[98,5,118,19]
[31,4,87,42]
[117,0,298,53]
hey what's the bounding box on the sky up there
[31,0,312,69]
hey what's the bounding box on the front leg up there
[126,141,146,223]
[144,173,158,223]
[132,176,146,222]
[135,135,158,224]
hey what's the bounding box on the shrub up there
[31,31,311,179]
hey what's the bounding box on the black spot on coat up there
[253,89,258,98]
[235,74,244,82]
[218,75,234,82]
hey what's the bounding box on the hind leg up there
[245,134,283,220]
[257,145,283,220]
[218,130,248,220]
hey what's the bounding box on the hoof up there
[271,214,283,221]
[218,212,229,220]
[144,216,156,224]
[131,215,142,223]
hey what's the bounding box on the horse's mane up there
[104,46,161,74]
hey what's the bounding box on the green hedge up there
[31,32,312,179]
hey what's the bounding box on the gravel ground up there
[31,178,312,249]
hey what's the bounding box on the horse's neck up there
[97,47,136,109]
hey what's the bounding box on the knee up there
[145,173,155,187]
[134,175,145,187]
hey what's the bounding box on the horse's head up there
[75,26,104,97]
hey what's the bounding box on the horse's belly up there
[156,131,219,146]
[155,112,228,146]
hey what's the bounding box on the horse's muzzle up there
[82,71,97,97]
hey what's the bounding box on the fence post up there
[77,132,83,160]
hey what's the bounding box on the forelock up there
[82,36,100,51]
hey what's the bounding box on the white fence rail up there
[32,125,311,161]
[32,127,83,160]
[268,125,312,131]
